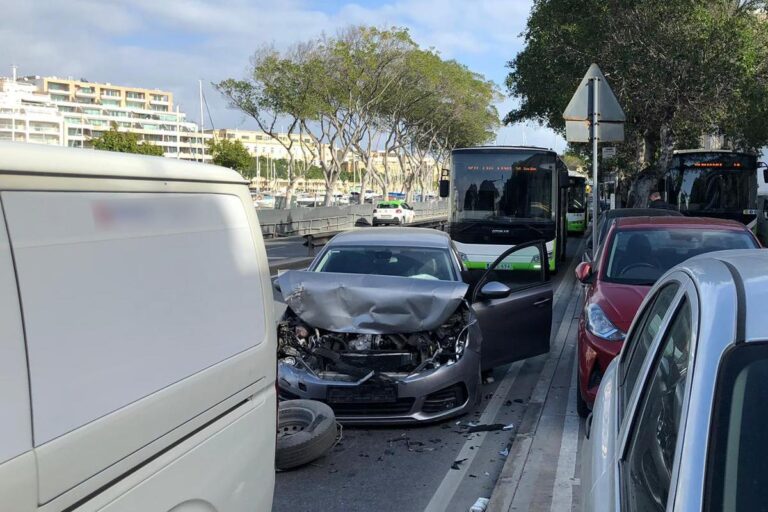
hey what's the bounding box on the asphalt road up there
[272,235,587,512]
[265,236,314,274]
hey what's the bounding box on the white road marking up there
[423,361,523,512]
[550,356,581,511]
[423,265,576,512]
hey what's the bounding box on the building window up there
[48,82,70,92]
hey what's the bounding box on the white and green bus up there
[439,146,570,272]
[566,171,588,234]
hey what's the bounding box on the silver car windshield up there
[314,245,456,281]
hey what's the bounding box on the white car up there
[0,142,276,512]
[372,200,415,225]
[582,249,768,512]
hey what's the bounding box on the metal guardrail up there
[258,203,447,239]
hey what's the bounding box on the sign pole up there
[563,63,624,257]
[591,77,599,254]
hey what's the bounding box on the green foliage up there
[216,25,500,202]
[506,0,768,172]
[93,123,164,156]
[207,138,253,173]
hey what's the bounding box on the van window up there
[2,192,266,444]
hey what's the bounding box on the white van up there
[0,142,276,511]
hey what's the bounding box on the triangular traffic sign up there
[563,63,625,122]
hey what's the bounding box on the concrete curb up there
[487,240,584,512]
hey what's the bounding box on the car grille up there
[422,383,468,414]
[327,398,415,416]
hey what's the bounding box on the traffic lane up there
[272,236,583,512]
[273,365,536,512]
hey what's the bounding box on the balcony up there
[75,89,96,98]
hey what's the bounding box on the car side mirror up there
[478,281,511,299]
[575,262,593,284]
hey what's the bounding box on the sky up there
[1,0,566,152]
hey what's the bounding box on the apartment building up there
[0,77,64,145]
[208,128,332,165]
[13,75,210,162]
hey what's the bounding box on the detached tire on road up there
[276,400,338,470]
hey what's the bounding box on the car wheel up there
[576,387,590,418]
[276,400,338,470]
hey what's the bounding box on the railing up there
[257,201,448,239]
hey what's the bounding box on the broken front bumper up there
[278,347,481,424]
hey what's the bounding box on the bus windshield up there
[667,152,757,220]
[452,150,555,223]
[568,177,586,213]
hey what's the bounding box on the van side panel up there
[2,192,267,444]
[71,387,276,512]
[0,203,35,511]
[0,201,32,464]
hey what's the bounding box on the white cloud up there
[1,0,562,151]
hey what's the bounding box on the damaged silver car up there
[276,228,553,424]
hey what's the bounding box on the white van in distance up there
[0,142,276,512]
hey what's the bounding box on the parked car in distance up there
[372,200,416,225]
[582,250,768,512]
[0,142,276,512]
[275,227,553,424]
[583,207,683,261]
[252,191,275,209]
[574,216,759,416]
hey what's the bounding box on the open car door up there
[469,240,553,370]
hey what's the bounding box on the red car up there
[574,216,760,416]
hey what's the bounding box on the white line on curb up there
[550,355,581,511]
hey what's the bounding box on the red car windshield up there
[604,228,757,285]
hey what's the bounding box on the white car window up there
[623,298,692,512]
[620,283,680,417]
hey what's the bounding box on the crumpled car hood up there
[277,270,469,334]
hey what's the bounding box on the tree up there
[207,138,253,175]
[218,25,499,205]
[506,0,768,175]
[93,122,164,156]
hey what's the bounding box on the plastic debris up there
[499,447,510,457]
[470,497,490,512]
[502,423,515,431]
[468,423,506,433]
[451,458,468,470]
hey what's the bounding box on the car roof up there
[0,141,246,184]
[613,216,749,230]
[601,208,683,220]
[329,227,452,248]
[683,250,768,342]
[377,200,405,204]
